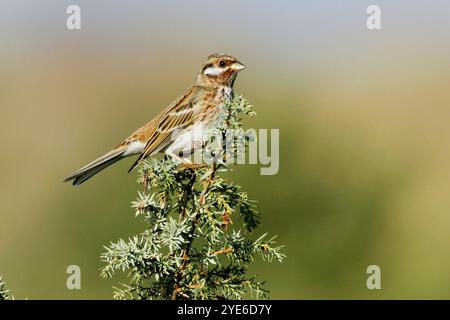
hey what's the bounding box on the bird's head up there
[197,54,245,87]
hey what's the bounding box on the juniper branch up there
[100,96,285,300]
[0,275,12,300]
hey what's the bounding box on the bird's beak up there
[230,62,246,71]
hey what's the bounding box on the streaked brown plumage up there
[63,54,245,186]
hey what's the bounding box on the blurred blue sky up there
[1,1,449,64]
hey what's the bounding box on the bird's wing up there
[128,86,201,172]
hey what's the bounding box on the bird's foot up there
[180,162,209,170]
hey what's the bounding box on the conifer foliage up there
[100,96,285,300]
[0,275,11,300]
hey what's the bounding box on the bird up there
[63,54,245,186]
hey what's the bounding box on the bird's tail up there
[63,148,126,186]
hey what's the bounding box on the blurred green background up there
[1,0,450,299]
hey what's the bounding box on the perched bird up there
[63,54,245,186]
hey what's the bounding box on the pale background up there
[1,0,450,299]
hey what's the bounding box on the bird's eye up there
[219,60,226,67]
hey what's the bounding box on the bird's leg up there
[182,161,208,170]
[179,155,208,170]
[165,151,208,170]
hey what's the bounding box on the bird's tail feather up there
[63,149,126,186]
